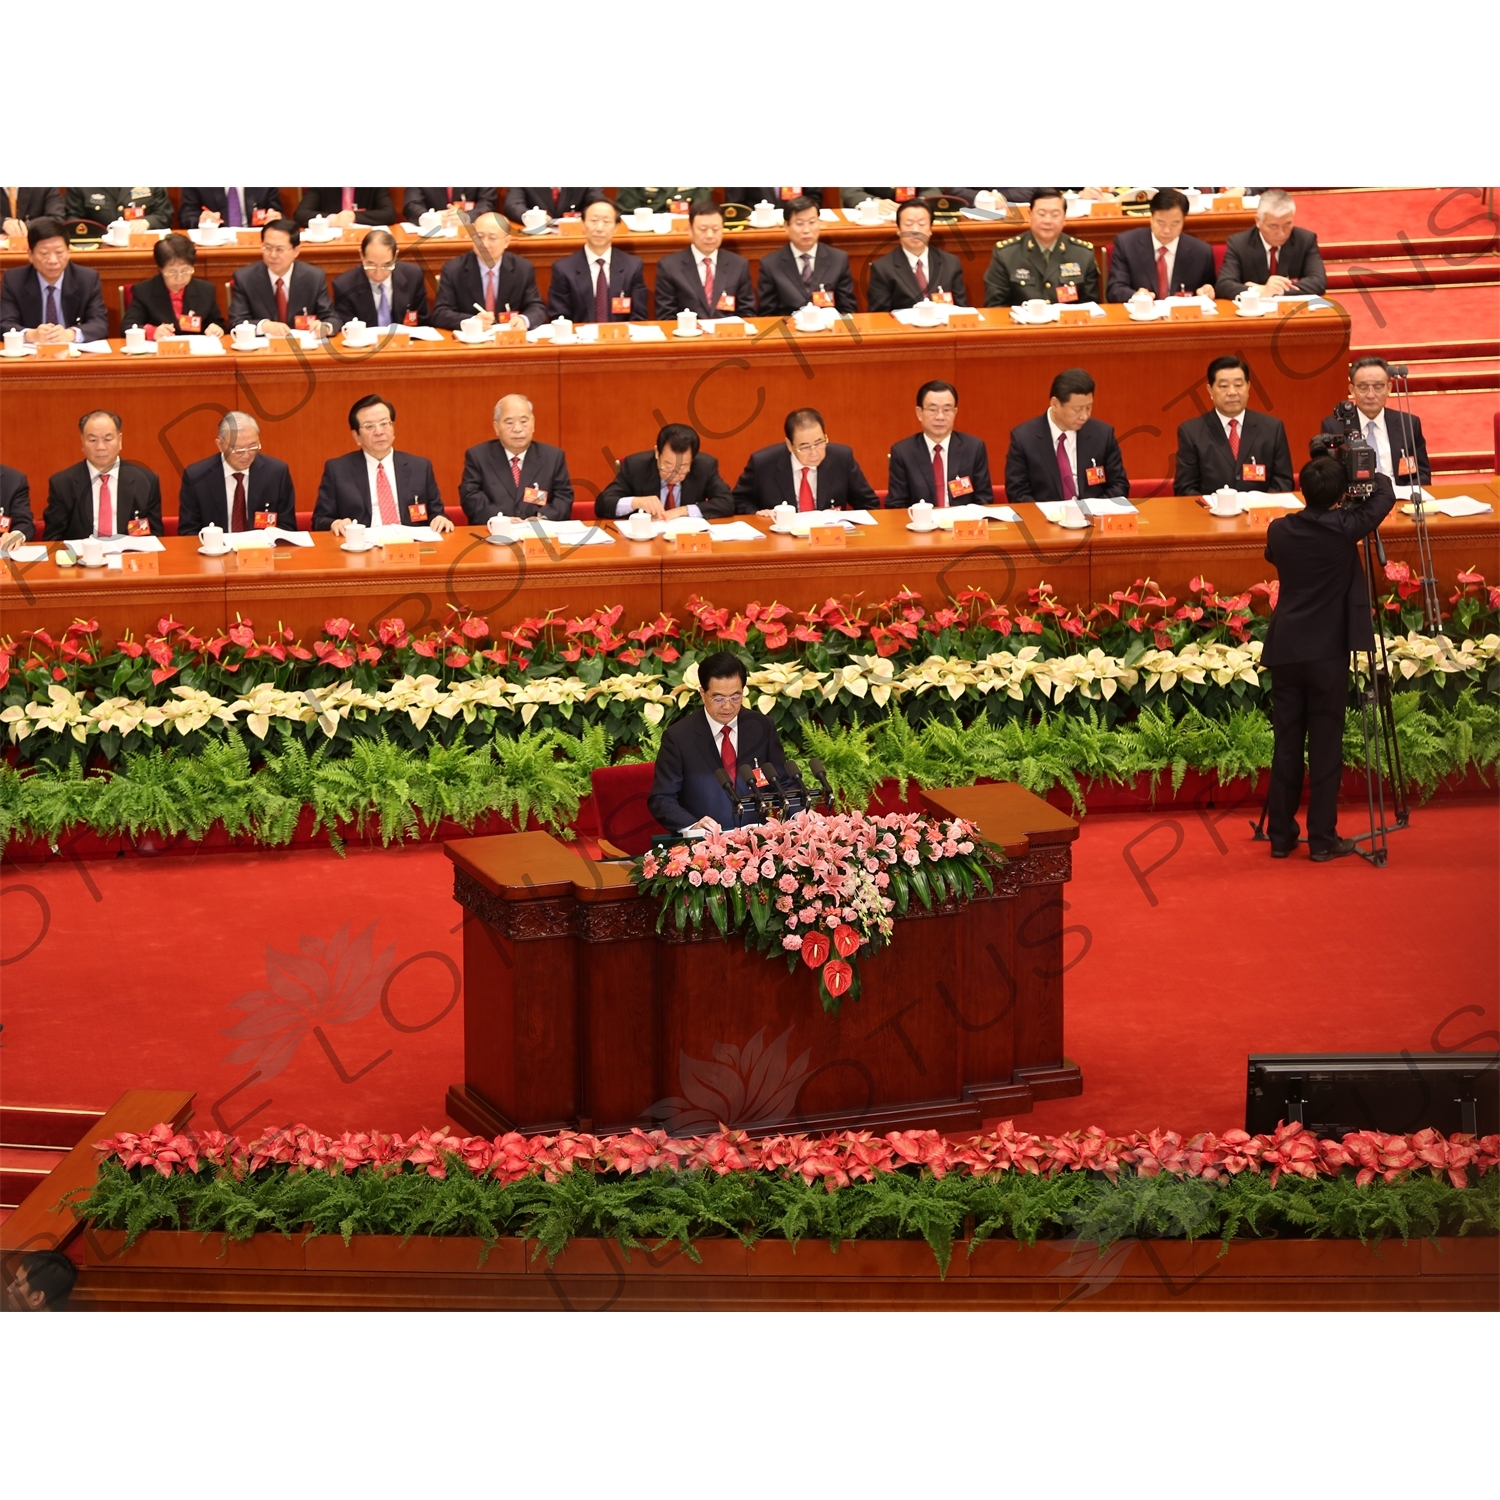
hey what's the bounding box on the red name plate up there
[1098,513,1139,535]
[522,535,551,560]
[235,547,276,572]
[156,336,191,356]
[382,540,421,564]
[808,525,846,549]
[951,516,990,539]
[1168,303,1203,321]
[675,530,712,554]
[121,551,159,574]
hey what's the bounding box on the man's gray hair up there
[1256,189,1295,220]
[217,410,260,443]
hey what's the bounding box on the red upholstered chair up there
[1129,478,1174,499]
[1213,242,1227,275]
[1493,411,1499,474]
[590,763,668,857]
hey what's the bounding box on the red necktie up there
[551,188,561,213]
[1227,418,1240,460]
[797,465,814,512]
[932,442,946,506]
[275,276,287,324]
[1156,245,1169,299]
[702,256,714,310]
[1267,246,1277,278]
[97,471,113,535]
[914,257,928,295]
[1056,434,1077,500]
[341,188,355,213]
[445,187,453,205]
[594,258,609,322]
[374,461,398,524]
[232,471,247,532]
[510,454,523,493]
[720,724,736,785]
[484,268,496,315]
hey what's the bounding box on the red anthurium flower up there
[760,623,789,651]
[412,640,438,658]
[479,648,509,665]
[800,931,830,969]
[460,617,490,641]
[377,618,409,647]
[357,646,381,663]
[445,650,471,668]
[833,924,860,959]
[150,667,179,685]
[931,608,961,629]
[228,622,255,647]
[1455,567,1484,586]
[1384,560,1412,582]
[792,624,824,644]
[822,959,853,997]
[116,639,144,658]
[323,617,354,640]
[287,645,314,661]
[64,618,99,638]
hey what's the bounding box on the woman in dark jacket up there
[122,233,225,337]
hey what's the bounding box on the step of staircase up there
[1328,260,1499,292]
[1,1145,71,1209]
[0,1106,107,1209]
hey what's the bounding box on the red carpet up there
[1405,391,1500,457]
[1294,187,1499,248]
[1342,283,1500,355]
[4,801,1496,1140]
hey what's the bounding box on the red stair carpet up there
[3,800,1495,1141]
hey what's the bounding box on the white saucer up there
[455,331,494,344]
[0,347,36,358]
[342,337,378,349]
[1126,309,1161,322]
[75,557,107,567]
[1053,519,1091,530]
[769,523,801,535]
[671,327,705,338]
[232,342,260,352]
[122,346,154,355]
[905,523,939,533]
[340,541,376,553]
[1235,305,1273,318]
[198,544,234,556]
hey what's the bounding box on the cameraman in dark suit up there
[596,424,734,520]
[648,650,791,833]
[1261,453,1395,861]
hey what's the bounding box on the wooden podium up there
[445,784,1083,1138]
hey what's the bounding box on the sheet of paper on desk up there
[819,209,840,221]
[1403,494,1492,517]
[932,504,1023,525]
[75,340,113,354]
[68,534,167,553]
[228,528,313,549]
[383,325,444,341]
[507,520,615,545]
[890,306,979,325]
[1161,295,1218,313]
[626,325,667,342]
[1238,493,1303,509]
[5,545,48,562]
[105,554,123,570]
[826,508,877,525]
[1081,498,1139,515]
[369,525,443,544]
[708,522,766,542]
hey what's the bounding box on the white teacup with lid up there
[908,500,936,530]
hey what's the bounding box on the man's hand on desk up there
[327,209,358,229]
[0,531,29,556]
[1260,276,1294,298]
[1195,283,1215,298]
[684,816,722,835]
[198,210,223,227]
[429,514,454,534]
[3,217,26,239]
[27,324,75,344]
[625,495,667,520]
[259,319,332,339]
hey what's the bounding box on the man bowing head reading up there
[648,652,790,834]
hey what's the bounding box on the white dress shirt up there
[587,245,613,292]
[363,451,399,522]
[222,458,250,530]
[705,708,739,760]
[1215,408,1247,446]
[902,244,930,290]
[692,246,718,289]
[790,454,819,506]
[1152,235,1179,288]
[922,434,950,503]
[258,264,299,333]
[87,460,121,535]
[1359,408,1392,476]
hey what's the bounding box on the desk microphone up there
[715,766,758,827]
[807,756,835,810]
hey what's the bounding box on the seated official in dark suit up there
[724,187,825,209]
[177,188,282,229]
[3,186,64,239]
[1262,455,1396,861]
[984,187,1100,307]
[402,187,497,223]
[502,187,605,224]
[615,187,714,214]
[311,394,452,536]
[121,234,225,337]
[1216,190,1327,299]
[1322,356,1431,485]
[431,214,547,330]
[0,217,108,343]
[1174,356,1294,495]
[332,230,430,327]
[178,412,297,537]
[43,410,163,539]
[1005,368,1129,506]
[887,381,993,507]
[867,198,969,312]
[653,201,755,319]
[227,220,338,336]
[757,196,857,316]
[0,464,36,546]
[547,200,651,323]
[64,186,173,230]
[293,187,396,228]
[459,394,575,524]
[1105,188,1217,302]
[648,651,792,833]
[596,424,735,521]
[733,408,879,515]
[839,186,942,209]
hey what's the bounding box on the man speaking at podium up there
[648,652,790,834]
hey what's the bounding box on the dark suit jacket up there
[1174,410,1294,495]
[596,451,734,520]
[866,245,969,311]
[1005,415,1128,503]
[401,187,497,220]
[547,247,651,322]
[757,242,857,316]
[43,460,163,540]
[3,187,64,224]
[310,450,444,530]
[64,187,172,230]
[227,261,338,331]
[732,443,878,512]
[459,441,574,523]
[1262,475,1396,665]
[1216,226,1327,297]
[1321,409,1431,486]
[648,708,790,832]
[332,262,430,326]
[122,274,225,334]
[294,188,396,226]
[176,188,282,228]
[1105,227,1218,302]
[0,464,35,541]
[725,188,826,208]
[652,247,755,319]
[0,263,108,342]
[886,432,993,507]
[502,187,605,223]
[431,250,546,329]
[178,453,297,536]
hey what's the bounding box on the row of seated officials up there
[0,190,1328,346]
[0,355,1428,547]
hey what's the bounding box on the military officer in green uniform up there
[614,187,715,214]
[983,187,1100,306]
[63,187,173,231]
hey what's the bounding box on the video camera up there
[1308,400,1377,502]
